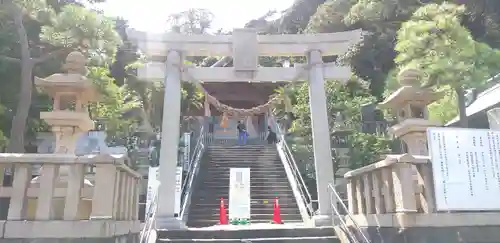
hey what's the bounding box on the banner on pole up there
[183,132,191,171]
[145,166,159,219]
[174,166,183,216]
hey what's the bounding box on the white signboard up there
[145,167,159,219]
[229,168,251,221]
[174,166,183,216]
[183,132,191,172]
[428,127,500,211]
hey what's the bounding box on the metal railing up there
[328,183,370,243]
[139,126,206,243]
[179,126,206,219]
[269,114,317,219]
[140,183,159,243]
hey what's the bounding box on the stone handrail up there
[344,154,435,215]
[0,153,141,222]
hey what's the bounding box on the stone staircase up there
[186,143,303,227]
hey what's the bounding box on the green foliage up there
[349,132,391,168]
[87,66,138,139]
[41,4,121,58]
[395,3,500,90]
[289,79,391,171]
[428,86,458,124]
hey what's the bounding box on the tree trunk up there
[455,86,469,128]
[6,3,34,153]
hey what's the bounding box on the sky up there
[97,0,295,33]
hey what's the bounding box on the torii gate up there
[129,28,363,228]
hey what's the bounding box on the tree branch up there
[33,48,68,64]
[0,55,21,64]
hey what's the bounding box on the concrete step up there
[208,150,277,154]
[200,181,290,186]
[209,151,277,154]
[204,167,285,171]
[158,237,338,243]
[185,219,304,228]
[196,178,290,183]
[196,185,291,189]
[208,153,277,156]
[206,144,273,148]
[192,192,293,198]
[206,157,279,160]
[158,227,336,240]
[188,207,301,214]
[190,205,299,211]
[187,213,302,221]
[201,173,288,178]
[201,170,287,175]
[191,196,296,202]
[196,182,289,187]
[204,164,283,168]
[193,190,293,196]
[192,200,299,207]
[193,187,293,192]
[205,164,283,168]
[204,165,284,170]
[195,184,290,189]
[208,158,278,160]
[192,193,294,198]
[206,158,279,162]
[208,155,278,158]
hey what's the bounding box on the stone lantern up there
[379,69,442,155]
[29,51,99,219]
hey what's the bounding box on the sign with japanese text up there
[428,127,500,211]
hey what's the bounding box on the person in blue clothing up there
[237,121,247,145]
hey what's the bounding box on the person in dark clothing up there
[149,140,161,167]
[266,126,278,144]
[237,121,247,145]
[208,116,214,133]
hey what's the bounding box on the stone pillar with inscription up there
[379,69,442,155]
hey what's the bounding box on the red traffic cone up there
[272,197,284,224]
[219,198,228,225]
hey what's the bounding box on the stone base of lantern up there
[40,111,94,132]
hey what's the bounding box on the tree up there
[87,66,139,140]
[305,0,414,100]
[0,0,121,152]
[394,2,500,127]
[167,8,214,34]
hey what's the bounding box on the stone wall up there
[361,226,500,243]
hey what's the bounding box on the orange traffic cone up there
[219,198,228,225]
[272,197,284,224]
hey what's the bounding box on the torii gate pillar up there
[307,49,335,225]
[156,50,186,229]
